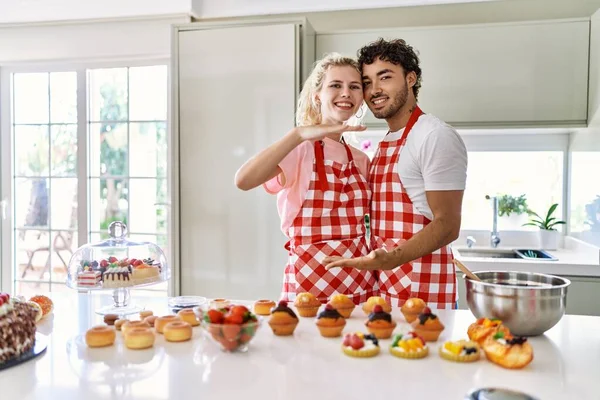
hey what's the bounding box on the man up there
[324,38,467,309]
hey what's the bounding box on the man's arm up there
[324,190,463,271]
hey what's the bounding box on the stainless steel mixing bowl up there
[464,271,571,336]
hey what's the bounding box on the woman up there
[235,53,377,304]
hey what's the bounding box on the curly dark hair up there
[357,38,422,100]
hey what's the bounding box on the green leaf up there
[545,203,559,222]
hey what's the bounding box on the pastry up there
[439,340,481,362]
[482,331,534,369]
[253,299,276,316]
[140,310,153,319]
[26,301,43,323]
[177,309,200,327]
[294,292,321,317]
[163,321,193,342]
[365,304,397,339]
[389,332,429,359]
[268,300,299,336]
[124,327,155,350]
[155,315,181,334]
[102,267,133,288]
[210,298,230,310]
[122,320,151,336]
[131,263,161,284]
[411,307,444,342]
[362,296,392,315]
[0,294,38,363]
[103,314,119,326]
[77,270,101,287]
[29,295,53,317]
[400,297,427,323]
[85,325,116,348]
[342,332,380,358]
[145,315,158,327]
[114,319,127,331]
[329,294,355,318]
[315,303,346,337]
[467,317,511,345]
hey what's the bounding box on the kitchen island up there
[1,292,598,400]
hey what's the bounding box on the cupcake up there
[294,292,321,317]
[389,332,429,359]
[268,300,299,336]
[361,296,392,315]
[400,297,426,323]
[329,294,355,318]
[410,307,444,342]
[365,305,397,339]
[467,317,511,345]
[315,303,346,337]
[439,340,481,363]
[481,331,533,369]
[341,332,380,358]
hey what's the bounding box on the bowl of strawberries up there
[198,304,262,353]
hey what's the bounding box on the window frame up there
[0,58,171,294]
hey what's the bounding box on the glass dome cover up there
[67,221,170,290]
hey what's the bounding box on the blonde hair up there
[296,53,363,127]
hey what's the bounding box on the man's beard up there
[371,84,408,120]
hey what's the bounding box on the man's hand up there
[323,249,398,271]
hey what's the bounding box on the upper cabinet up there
[317,20,590,128]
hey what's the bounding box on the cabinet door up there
[317,20,589,128]
[175,23,300,299]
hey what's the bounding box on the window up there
[4,63,169,297]
[569,151,600,246]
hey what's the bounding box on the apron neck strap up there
[398,106,424,144]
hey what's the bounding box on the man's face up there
[361,58,410,120]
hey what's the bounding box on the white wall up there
[588,8,600,128]
[0,16,190,64]
[0,0,192,24]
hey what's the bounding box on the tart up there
[294,292,321,317]
[400,297,427,323]
[342,332,380,358]
[439,340,481,362]
[329,294,355,318]
[365,304,396,339]
[361,296,392,315]
[389,332,429,359]
[482,331,534,369]
[467,317,511,345]
[315,303,346,337]
[268,300,299,336]
[410,307,444,342]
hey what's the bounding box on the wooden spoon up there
[453,259,482,282]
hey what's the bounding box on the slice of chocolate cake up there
[0,295,37,364]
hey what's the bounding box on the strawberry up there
[373,305,383,313]
[343,334,352,347]
[349,334,364,350]
[239,333,253,344]
[222,324,241,341]
[133,259,143,266]
[230,305,249,316]
[223,313,244,325]
[423,307,432,315]
[100,259,109,268]
[108,256,118,263]
[207,309,224,324]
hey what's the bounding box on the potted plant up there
[487,194,531,230]
[522,203,566,250]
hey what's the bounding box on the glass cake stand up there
[66,221,170,316]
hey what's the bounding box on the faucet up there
[466,236,476,248]
[489,196,501,248]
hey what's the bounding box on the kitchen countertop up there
[2,293,600,400]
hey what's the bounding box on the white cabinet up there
[317,20,589,128]
[173,20,315,299]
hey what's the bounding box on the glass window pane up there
[14,281,51,298]
[89,178,128,233]
[14,125,49,176]
[50,178,78,230]
[88,68,128,122]
[128,234,168,258]
[129,122,166,177]
[89,122,128,177]
[50,231,78,283]
[570,151,600,246]
[129,65,167,121]
[15,178,49,229]
[13,73,49,124]
[129,179,165,234]
[15,229,51,282]
[50,72,77,123]
[462,152,564,231]
[51,124,77,176]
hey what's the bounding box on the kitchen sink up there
[456,248,558,261]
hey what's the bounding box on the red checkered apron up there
[281,140,377,305]
[369,106,457,309]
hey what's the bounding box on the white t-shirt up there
[383,113,467,220]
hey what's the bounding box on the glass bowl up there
[200,319,262,353]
